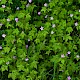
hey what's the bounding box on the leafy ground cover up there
[0,0,80,80]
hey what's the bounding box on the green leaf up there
[17,49,26,59]
[30,61,38,69]
[0,58,5,65]
[63,34,72,42]
[30,70,37,78]
[17,12,25,18]
[24,23,29,30]
[45,50,51,55]
[8,15,14,20]
[1,0,6,4]
[26,13,31,21]
[50,37,56,43]
[49,0,59,8]
[0,8,4,12]
[41,7,47,13]
[17,38,22,43]
[50,55,59,63]
[16,21,24,28]
[8,0,13,4]
[6,23,12,28]
[17,64,24,71]
[52,43,62,51]
[66,27,73,34]
[19,75,26,80]
[11,47,16,53]
[61,59,65,64]
[35,39,40,44]
[49,2,55,8]
[77,39,80,44]
[3,47,10,53]
[76,26,80,30]
[19,31,25,39]
[13,28,19,35]
[65,70,69,75]
[73,45,77,50]
[5,35,15,45]
[45,22,51,29]
[1,65,8,72]
[8,70,19,80]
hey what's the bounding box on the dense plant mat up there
[0,0,80,80]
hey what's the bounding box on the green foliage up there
[0,0,80,80]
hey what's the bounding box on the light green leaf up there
[8,0,13,4]
[3,47,10,53]
[8,70,19,80]
[8,15,14,20]
[61,59,65,64]
[65,70,69,75]
[76,26,80,30]
[41,7,47,13]
[26,13,31,21]
[35,39,40,44]
[66,27,73,33]
[1,65,8,72]
[13,28,19,35]
[1,0,6,4]
[30,61,38,69]
[63,34,72,42]
[0,8,4,12]
[19,31,25,39]
[45,22,51,28]
[17,64,24,71]
[19,75,26,80]
[0,58,5,65]
[17,38,22,43]
[17,12,25,18]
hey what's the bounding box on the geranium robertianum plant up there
[0,0,80,80]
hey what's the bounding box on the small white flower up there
[52,24,56,28]
[15,18,18,22]
[49,0,51,2]
[26,3,29,7]
[79,9,80,12]
[16,7,19,10]
[38,12,41,15]
[61,54,65,58]
[67,76,71,80]
[7,18,10,22]
[44,3,48,7]
[45,15,48,18]
[26,45,28,49]
[0,0,1,1]
[6,61,9,65]
[2,5,6,8]
[40,26,44,30]
[50,17,54,20]
[22,31,24,33]
[28,0,32,3]
[0,46,2,49]
[0,23,3,26]
[70,14,73,17]
[2,34,6,38]
[76,55,79,58]
[67,51,71,54]
[28,39,30,41]
[51,31,54,34]
[75,22,78,26]
[13,56,16,59]
[25,58,29,61]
